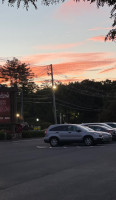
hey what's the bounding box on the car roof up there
[87,124,112,130]
[48,124,95,132]
[105,122,116,124]
[49,124,82,127]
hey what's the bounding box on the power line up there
[23,101,52,104]
[56,98,101,111]
[56,102,101,112]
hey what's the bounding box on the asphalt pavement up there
[0,138,116,200]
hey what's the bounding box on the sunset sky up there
[0,0,116,84]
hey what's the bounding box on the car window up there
[49,125,68,131]
[74,126,82,132]
[89,126,105,131]
[100,127,105,131]
[67,125,75,132]
[94,127,101,131]
[96,127,102,131]
[107,123,116,128]
[89,126,97,130]
[83,126,93,131]
[49,126,62,131]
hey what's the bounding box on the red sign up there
[0,91,11,123]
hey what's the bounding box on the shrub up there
[0,130,6,140]
[40,122,52,130]
[6,133,12,140]
[22,130,45,138]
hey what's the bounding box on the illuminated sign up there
[0,91,11,123]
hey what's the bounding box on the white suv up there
[44,124,103,147]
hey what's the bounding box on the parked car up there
[82,125,112,143]
[82,122,111,128]
[44,124,103,147]
[105,122,116,129]
[82,123,116,140]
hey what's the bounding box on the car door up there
[54,125,71,141]
[56,125,78,142]
[67,125,83,142]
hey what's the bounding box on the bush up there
[22,130,45,138]
[40,122,52,130]
[0,130,6,140]
[6,133,12,140]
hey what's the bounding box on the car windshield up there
[80,126,93,132]
[107,123,116,128]
[92,126,110,130]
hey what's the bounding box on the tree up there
[0,57,37,93]
[86,0,116,41]
[2,0,116,41]
[99,101,116,121]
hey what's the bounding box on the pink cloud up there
[29,59,116,82]
[33,42,83,51]
[99,66,116,74]
[1,52,116,84]
[54,0,94,19]
[88,36,111,42]
[22,52,114,66]
[88,27,113,31]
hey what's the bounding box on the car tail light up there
[45,129,48,135]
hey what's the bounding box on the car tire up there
[50,137,59,147]
[84,136,94,146]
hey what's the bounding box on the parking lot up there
[0,138,116,200]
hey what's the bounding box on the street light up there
[36,118,39,122]
[52,85,57,90]
[35,118,40,130]
[16,113,20,122]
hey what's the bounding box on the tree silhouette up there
[0,57,37,93]
[2,0,116,41]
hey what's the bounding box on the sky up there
[0,0,116,84]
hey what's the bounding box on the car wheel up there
[84,136,94,146]
[50,137,59,147]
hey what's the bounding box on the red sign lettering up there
[0,92,11,123]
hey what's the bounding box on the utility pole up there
[20,89,24,122]
[50,64,57,124]
[60,113,62,124]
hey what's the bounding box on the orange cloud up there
[88,36,111,42]
[99,66,116,74]
[1,52,116,84]
[88,27,113,31]
[54,0,94,19]
[22,53,116,79]
[33,42,83,51]
[23,52,114,66]
[29,59,116,85]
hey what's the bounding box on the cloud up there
[1,52,115,84]
[23,52,114,66]
[51,60,116,77]
[33,42,83,51]
[99,66,116,74]
[88,36,106,42]
[54,0,94,20]
[88,36,111,42]
[22,52,116,84]
[88,27,112,31]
